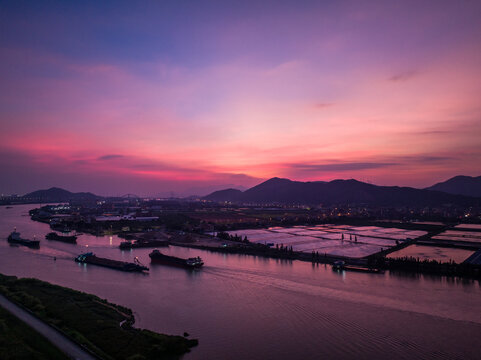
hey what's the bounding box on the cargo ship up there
[7,229,40,248]
[149,250,204,269]
[75,252,149,272]
[46,232,77,243]
[119,239,169,250]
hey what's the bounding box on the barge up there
[149,250,204,269]
[7,230,40,248]
[75,252,149,272]
[332,260,383,274]
[119,239,169,250]
[46,232,77,243]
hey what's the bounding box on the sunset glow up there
[1,1,480,195]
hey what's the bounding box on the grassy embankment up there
[0,274,197,360]
[0,305,69,360]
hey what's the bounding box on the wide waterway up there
[1,205,480,360]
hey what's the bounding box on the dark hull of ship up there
[149,253,203,269]
[75,254,148,272]
[46,232,77,243]
[8,236,40,248]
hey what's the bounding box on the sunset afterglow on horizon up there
[1,0,480,196]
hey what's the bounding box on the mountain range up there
[204,176,481,206]
[18,175,481,206]
[22,187,100,202]
[425,175,481,198]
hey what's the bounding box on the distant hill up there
[182,184,247,197]
[204,177,480,206]
[426,175,481,198]
[203,188,244,202]
[22,187,100,202]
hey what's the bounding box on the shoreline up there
[0,274,198,360]
[170,234,481,279]
[26,209,481,279]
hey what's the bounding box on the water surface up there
[0,205,480,360]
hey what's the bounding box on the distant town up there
[3,174,479,279]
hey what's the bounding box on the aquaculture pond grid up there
[226,225,427,259]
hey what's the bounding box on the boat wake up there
[204,267,481,325]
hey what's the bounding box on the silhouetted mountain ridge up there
[426,175,481,198]
[23,187,100,201]
[204,188,243,202]
[204,177,480,206]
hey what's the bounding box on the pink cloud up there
[1,28,481,193]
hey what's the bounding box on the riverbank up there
[170,234,367,265]
[0,304,69,360]
[171,231,481,279]
[0,274,198,360]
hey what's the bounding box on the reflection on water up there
[0,205,481,360]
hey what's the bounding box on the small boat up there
[332,260,345,270]
[7,229,40,248]
[332,260,383,274]
[149,250,204,269]
[342,266,384,274]
[46,232,77,243]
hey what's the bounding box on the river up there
[0,204,480,360]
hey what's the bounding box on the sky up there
[1,0,480,196]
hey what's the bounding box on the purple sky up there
[1,0,480,196]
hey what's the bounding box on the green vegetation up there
[0,274,198,360]
[0,305,69,360]
[372,256,481,278]
[216,231,249,243]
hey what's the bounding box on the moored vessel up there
[332,260,345,270]
[119,239,169,249]
[149,250,204,269]
[332,260,383,273]
[7,229,40,248]
[46,232,77,243]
